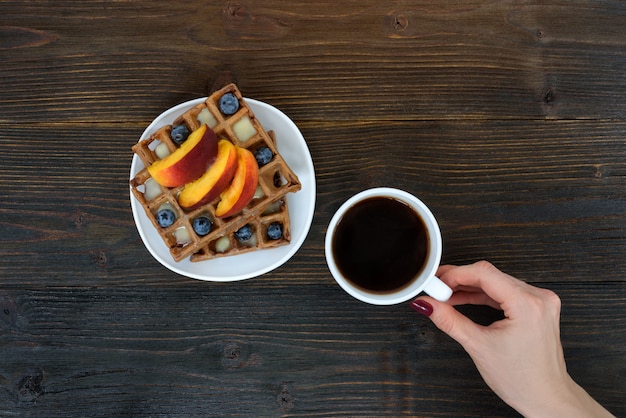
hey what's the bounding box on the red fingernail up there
[410,300,433,317]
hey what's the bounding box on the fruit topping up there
[219,93,239,115]
[267,222,283,240]
[178,139,238,210]
[148,124,218,188]
[171,125,190,145]
[254,146,273,167]
[215,147,259,218]
[192,216,212,236]
[157,208,176,228]
[234,224,252,242]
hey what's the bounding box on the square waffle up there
[130,84,301,262]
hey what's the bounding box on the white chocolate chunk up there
[215,236,231,253]
[253,185,264,199]
[143,178,162,201]
[174,227,191,246]
[197,108,217,128]
[155,142,171,159]
[233,116,256,142]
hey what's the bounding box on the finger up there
[410,296,483,348]
[454,285,487,293]
[448,291,502,310]
[437,267,491,294]
[436,264,457,277]
[436,266,502,308]
[438,261,524,307]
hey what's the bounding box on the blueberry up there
[267,222,283,240]
[157,209,176,228]
[234,224,252,242]
[171,125,190,145]
[218,93,239,115]
[254,146,273,167]
[192,216,212,236]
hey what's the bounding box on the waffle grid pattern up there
[130,84,301,262]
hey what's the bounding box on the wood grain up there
[0,283,624,415]
[1,1,625,416]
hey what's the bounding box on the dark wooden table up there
[1,1,625,416]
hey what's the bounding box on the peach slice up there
[215,147,259,218]
[148,124,218,188]
[178,140,238,210]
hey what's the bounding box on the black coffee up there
[332,196,429,294]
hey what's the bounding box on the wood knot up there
[74,210,86,227]
[223,343,241,361]
[542,86,556,105]
[593,164,607,179]
[383,10,411,37]
[224,1,249,21]
[415,323,435,343]
[221,0,290,40]
[0,295,18,329]
[276,383,294,411]
[15,368,44,402]
[392,14,409,31]
[92,250,108,269]
[221,342,260,369]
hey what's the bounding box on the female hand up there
[410,261,614,418]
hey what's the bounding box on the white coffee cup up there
[325,188,452,305]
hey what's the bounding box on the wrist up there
[516,376,614,418]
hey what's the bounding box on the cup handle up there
[424,276,453,302]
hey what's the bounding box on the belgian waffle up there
[130,84,301,262]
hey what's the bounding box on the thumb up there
[410,296,480,347]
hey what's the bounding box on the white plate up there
[130,98,316,281]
